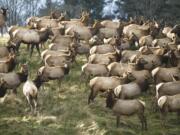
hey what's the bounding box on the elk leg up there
[88,89,98,104]
[5,23,8,33]
[57,80,62,91]
[177,111,180,123]
[138,113,145,130]
[26,96,34,113]
[27,45,30,51]
[0,27,3,37]
[160,110,167,127]
[80,72,85,82]
[88,89,93,104]
[33,95,38,114]
[142,114,147,130]
[116,116,120,127]
[152,97,158,112]
[35,44,41,56]
[30,44,35,57]
[16,42,21,54]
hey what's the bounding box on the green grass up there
[0,37,180,135]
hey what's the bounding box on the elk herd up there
[0,8,180,130]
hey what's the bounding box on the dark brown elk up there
[0,7,8,37]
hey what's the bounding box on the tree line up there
[0,0,179,26]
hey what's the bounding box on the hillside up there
[0,37,180,135]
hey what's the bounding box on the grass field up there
[0,36,180,135]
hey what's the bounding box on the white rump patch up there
[138,100,146,107]
[107,63,113,71]
[65,27,73,35]
[23,80,38,97]
[81,63,88,72]
[151,67,160,77]
[156,83,164,99]
[49,43,55,49]
[44,54,51,66]
[89,46,97,55]
[41,50,49,59]
[138,46,144,52]
[114,85,122,97]
[12,29,19,37]
[152,40,158,47]
[103,38,112,44]
[158,96,167,109]
[38,66,45,74]
[130,55,137,63]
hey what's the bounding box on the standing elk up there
[23,73,44,114]
[10,27,53,56]
[106,90,147,130]
[0,7,8,37]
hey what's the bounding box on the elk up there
[0,7,8,37]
